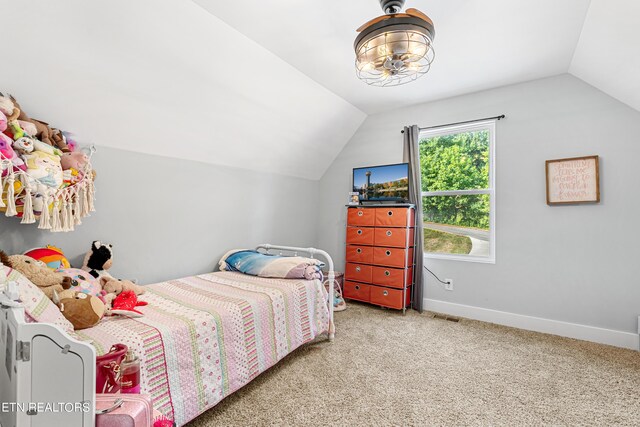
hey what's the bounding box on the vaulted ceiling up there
[1,0,366,180]
[2,0,638,180]
[569,0,640,113]
[201,0,639,115]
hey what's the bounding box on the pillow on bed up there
[219,249,325,280]
[1,265,74,334]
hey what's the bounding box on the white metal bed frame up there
[0,244,335,427]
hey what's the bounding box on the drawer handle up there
[357,229,363,235]
[383,290,389,296]
[386,230,392,236]
[384,270,390,276]
[355,285,360,290]
[387,211,393,216]
[356,248,362,254]
[357,211,364,216]
[356,266,361,272]
[385,250,391,256]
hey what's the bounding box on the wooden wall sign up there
[546,155,600,205]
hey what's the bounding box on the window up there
[419,121,495,263]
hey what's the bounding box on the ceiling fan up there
[354,0,436,87]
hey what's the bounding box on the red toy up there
[110,290,147,317]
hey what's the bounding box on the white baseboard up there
[424,298,640,351]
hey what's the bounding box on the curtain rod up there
[401,114,505,133]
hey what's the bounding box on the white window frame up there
[420,120,496,264]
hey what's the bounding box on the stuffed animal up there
[23,150,63,188]
[59,267,106,302]
[0,133,27,176]
[6,254,72,299]
[0,137,27,177]
[0,110,6,132]
[8,120,25,140]
[33,138,62,156]
[9,95,70,152]
[82,241,115,280]
[0,96,14,117]
[18,120,37,137]
[0,250,10,267]
[53,290,105,330]
[24,245,70,270]
[62,131,77,152]
[100,277,145,296]
[12,136,34,155]
[61,150,88,171]
[109,290,147,317]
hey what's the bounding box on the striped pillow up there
[2,266,74,334]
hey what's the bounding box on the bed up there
[0,244,335,427]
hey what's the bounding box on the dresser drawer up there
[371,266,413,289]
[370,286,411,310]
[372,247,414,268]
[344,281,371,302]
[345,263,373,283]
[346,245,374,264]
[346,226,374,245]
[374,227,415,248]
[375,207,415,227]
[347,207,375,226]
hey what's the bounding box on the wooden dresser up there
[343,205,415,313]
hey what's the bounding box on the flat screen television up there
[353,163,410,204]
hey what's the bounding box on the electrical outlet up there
[444,279,453,291]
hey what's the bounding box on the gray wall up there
[317,74,640,335]
[1,147,318,284]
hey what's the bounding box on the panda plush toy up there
[81,240,114,281]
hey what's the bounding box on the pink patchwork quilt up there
[75,271,331,426]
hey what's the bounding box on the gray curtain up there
[403,125,424,312]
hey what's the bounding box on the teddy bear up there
[53,290,105,330]
[0,250,10,267]
[100,277,145,296]
[6,254,72,299]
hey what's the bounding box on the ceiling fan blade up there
[405,8,433,25]
[356,14,391,32]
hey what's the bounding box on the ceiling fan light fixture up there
[355,1,436,87]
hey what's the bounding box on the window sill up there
[424,253,495,264]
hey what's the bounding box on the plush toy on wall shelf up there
[0,91,97,232]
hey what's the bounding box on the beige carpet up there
[187,302,640,426]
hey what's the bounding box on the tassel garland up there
[38,193,51,230]
[87,179,95,212]
[81,183,90,217]
[21,186,36,224]
[0,175,5,209]
[73,190,82,225]
[61,200,70,232]
[5,174,17,217]
[51,200,62,232]
[65,199,74,231]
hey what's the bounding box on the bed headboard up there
[0,278,96,426]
